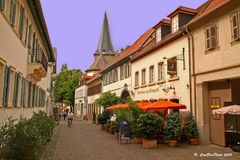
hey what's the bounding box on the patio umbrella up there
[106,101,150,111]
[141,100,186,111]
[106,103,128,110]
[212,105,240,115]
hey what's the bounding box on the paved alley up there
[42,120,240,160]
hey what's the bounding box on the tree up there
[54,64,82,106]
[96,91,121,109]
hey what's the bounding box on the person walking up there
[63,111,67,120]
[68,112,74,127]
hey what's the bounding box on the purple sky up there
[40,0,207,73]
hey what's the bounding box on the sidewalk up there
[43,120,240,160]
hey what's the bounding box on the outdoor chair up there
[118,121,132,144]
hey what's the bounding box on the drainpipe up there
[185,27,196,118]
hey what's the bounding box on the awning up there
[212,105,240,115]
[106,101,150,111]
[106,103,128,110]
[141,100,186,111]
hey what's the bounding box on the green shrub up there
[164,112,180,140]
[0,111,55,160]
[136,111,162,140]
[183,113,199,140]
[128,99,142,137]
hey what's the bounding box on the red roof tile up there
[190,0,231,24]
[168,6,197,17]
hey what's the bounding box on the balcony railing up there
[29,49,48,72]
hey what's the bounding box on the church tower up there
[85,12,116,75]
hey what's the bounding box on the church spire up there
[96,11,115,54]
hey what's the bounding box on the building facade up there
[187,0,240,145]
[101,28,155,102]
[0,0,56,123]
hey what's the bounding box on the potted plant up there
[97,114,105,130]
[164,112,180,147]
[136,111,162,148]
[128,100,142,144]
[184,113,199,145]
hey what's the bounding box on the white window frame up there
[149,65,155,84]
[231,12,240,41]
[205,24,218,51]
[156,27,161,42]
[135,71,139,87]
[158,62,164,81]
[141,69,146,85]
[172,15,179,33]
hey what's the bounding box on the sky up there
[40,0,207,73]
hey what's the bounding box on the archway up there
[120,89,130,103]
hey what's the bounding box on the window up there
[149,66,155,83]
[27,24,32,48]
[167,57,177,78]
[18,5,24,39]
[0,0,5,11]
[2,66,10,106]
[158,62,164,81]
[20,78,26,106]
[172,15,179,33]
[156,27,161,42]
[12,72,19,107]
[141,69,146,85]
[9,0,17,26]
[135,71,139,87]
[231,12,240,41]
[114,68,118,82]
[27,81,32,107]
[205,24,218,50]
[125,62,131,78]
[120,65,124,80]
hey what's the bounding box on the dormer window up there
[172,15,179,33]
[156,27,161,42]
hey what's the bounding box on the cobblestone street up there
[43,120,240,160]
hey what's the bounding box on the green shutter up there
[13,73,19,107]
[0,0,5,11]
[18,6,24,39]
[27,25,32,48]
[13,72,17,107]
[9,0,16,26]
[2,66,8,106]
[23,79,26,107]
[25,19,28,45]
[20,78,24,106]
[28,81,31,107]
[35,86,38,107]
[32,84,35,107]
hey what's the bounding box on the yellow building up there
[0,0,56,123]
[187,0,240,145]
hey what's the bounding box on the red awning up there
[106,104,128,110]
[141,100,186,111]
[106,101,150,111]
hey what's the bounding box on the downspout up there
[185,27,196,118]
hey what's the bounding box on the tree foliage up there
[54,64,82,105]
[95,91,121,108]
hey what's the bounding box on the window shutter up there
[13,72,17,106]
[9,0,16,26]
[18,6,24,39]
[32,84,35,107]
[0,0,5,11]
[28,81,31,107]
[3,66,8,106]
[25,19,28,45]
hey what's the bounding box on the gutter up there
[185,27,196,118]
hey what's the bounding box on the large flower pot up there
[168,140,177,147]
[142,139,157,148]
[189,138,198,145]
[132,137,143,144]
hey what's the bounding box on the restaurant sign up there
[137,88,160,95]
